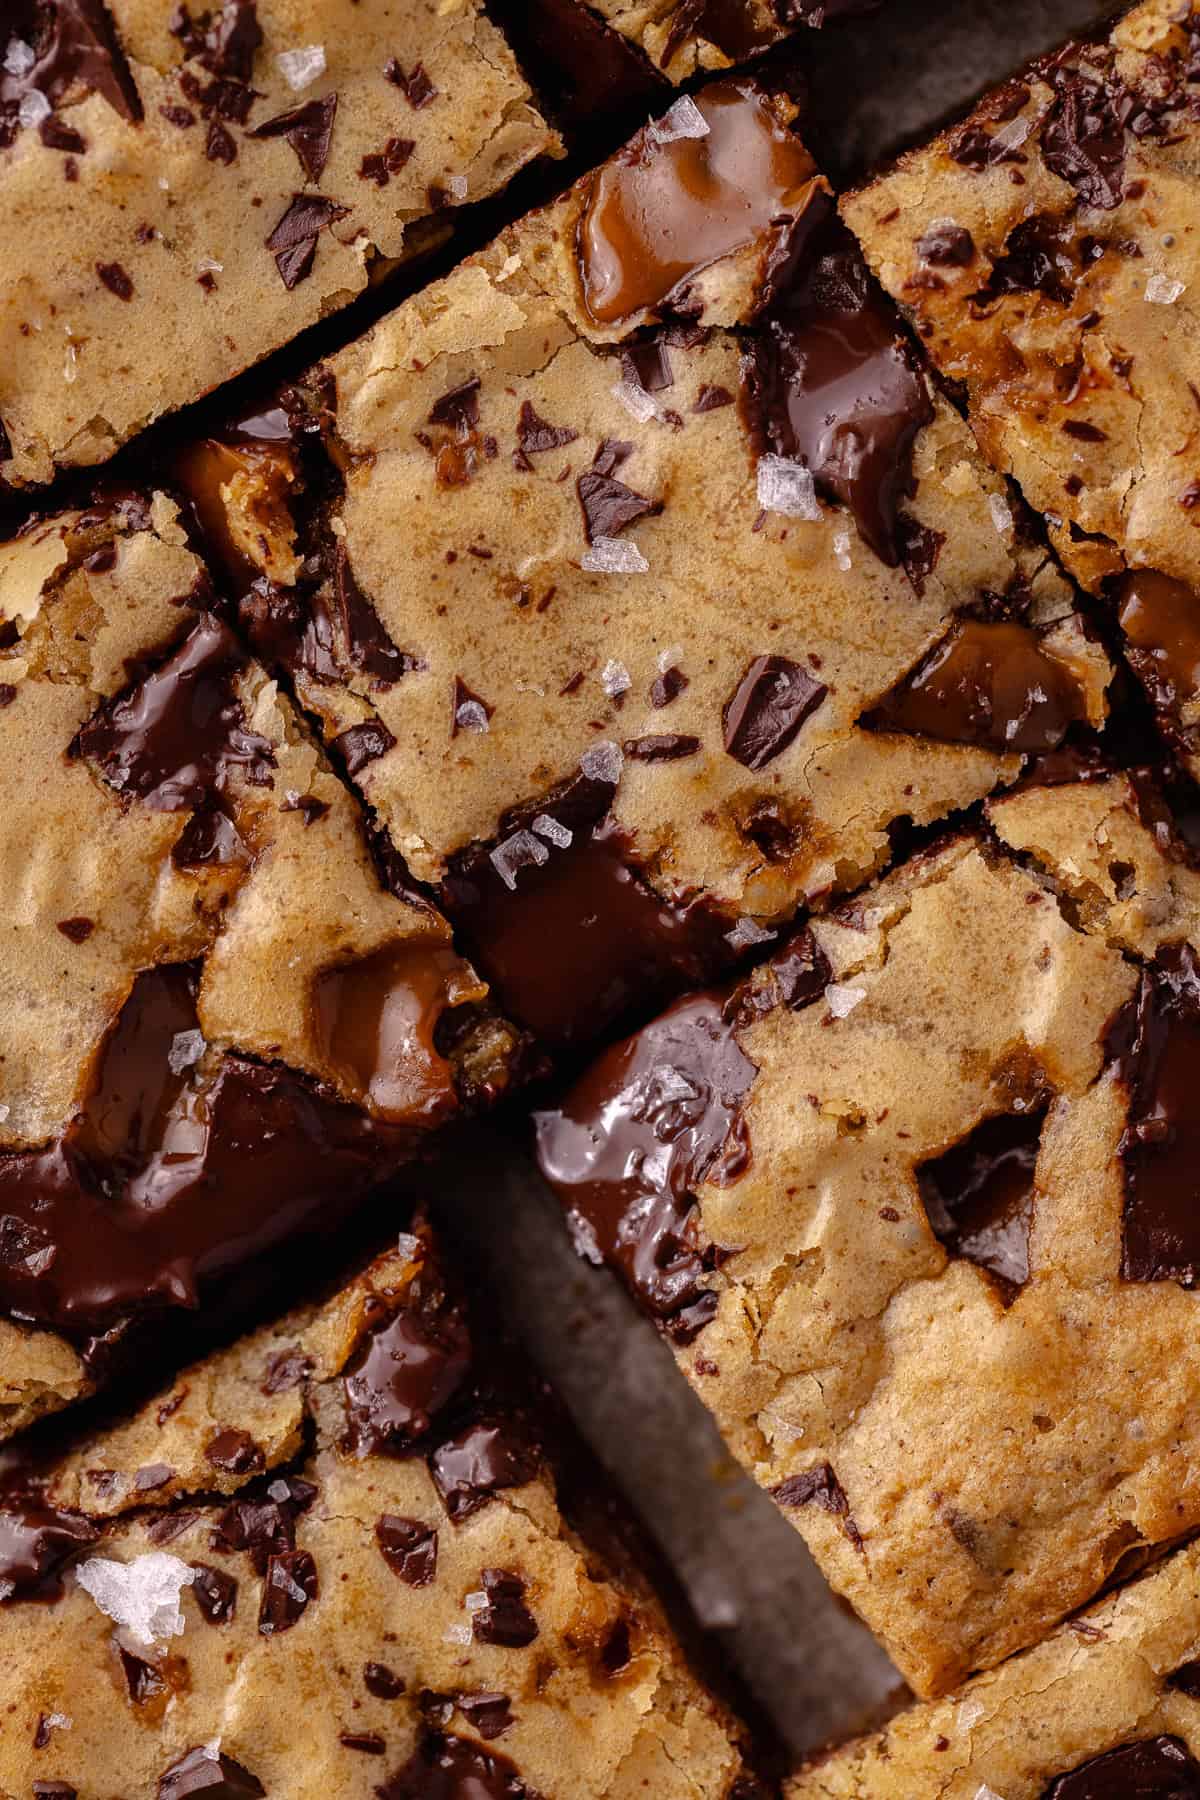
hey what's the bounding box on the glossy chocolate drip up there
[535,992,758,1339]
[0,1498,98,1602]
[429,1418,540,1521]
[745,211,933,564]
[918,1110,1044,1304]
[0,0,143,128]
[485,0,667,130]
[577,79,818,325]
[314,944,465,1124]
[1108,944,1200,1286]
[377,1732,530,1800]
[443,776,731,1049]
[343,1297,472,1457]
[73,613,274,811]
[863,620,1088,753]
[1118,572,1200,747]
[1043,1735,1200,1799]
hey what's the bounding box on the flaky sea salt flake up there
[275,44,326,90]
[76,1553,195,1646]
[580,740,624,784]
[757,455,821,520]
[833,530,853,571]
[4,38,35,76]
[18,89,50,128]
[601,658,632,699]
[168,1029,205,1076]
[532,814,572,848]
[446,174,468,200]
[1146,273,1185,305]
[726,917,776,950]
[649,96,709,144]
[582,537,649,575]
[826,983,867,1019]
[455,699,489,734]
[988,492,1014,537]
[611,377,660,424]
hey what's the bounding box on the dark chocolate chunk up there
[359,136,415,185]
[158,1744,266,1799]
[975,213,1079,307]
[134,1462,174,1492]
[73,613,274,812]
[0,1499,98,1603]
[429,1419,539,1522]
[895,516,945,596]
[770,1461,862,1550]
[485,0,667,130]
[916,223,975,267]
[535,992,757,1338]
[1042,69,1127,212]
[722,655,826,771]
[266,192,348,289]
[364,1660,405,1698]
[376,1731,530,1799]
[725,929,831,1028]
[97,260,134,300]
[189,1562,237,1625]
[516,401,578,456]
[622,338,674,395]
[623,733,700,761]
[332,543,419,684]
[261,1345,313,1393]
[375,1515,438,1586]
[1169,1660,1200,1699]
[248,93,337,181]
[212,1475,316,1574]
[119,1645,167,1704]
[918,1110,1044,1304]
[56,916,94,943]
[863,620,1088,753]
[650,666,688,707]
[471,1569,538,1648]
[429,378,480,434]
[205,116,235,162]
[745,208,934,565]
[204,1428,264,1475]
[456,1692,513,1739]
[0,0,143,125]
[1043,1735,1200,1798]
[281,790,328,827]
[258,1546,317,1634]
[693,384,733,413]
[1109,944,1200,1287]
[344,1300,471,1456]
[384,60,437,108]
[334,719,396,775]
[577,444,661,544]
[172,806,248,869]
[1118,572,1200,747]
[32,1785,77,1799]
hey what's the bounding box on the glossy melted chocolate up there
[918,1110,1044,1304]
[0,0,142,130]
[864,620,1088,753]
[377,1732,530,1800]
[1042,1735,1200,1799]
[1119,572,1200,743]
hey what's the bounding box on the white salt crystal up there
[275,44,326,91]
[649,95,709,144]
[988,492,1014,537]
[726,917,776,950]
[4,39,36,77]
[267,1479,292,1502]
[601,657,632,699]
[532,813,572,848]
[63,342,78,385]
[0,1102,11,1123]
[443,1621,472,1645]
[42,1712,71,1733]
[18,89,50,128]
[989,115,1033,154]
[446,174,468,200]
[76,1554,195,1646]
[956,1698,985,1731]
[757,455,821,520]
[167,1029,205,1076]
[490,831,548,890]
[455,698,490,733]
[974,1787,1007,1800]
[1146,273,1185,305]
[582,537,649,575]
[611,377,660,424]
[825,983,867,1019]
[657,644,684,672]
[650,1067,700,1105]
[567,1209,603,1264]
[833,529,853,571]
[196,258,224,276]
[580,741,624,783]
[463,1590,489,1613]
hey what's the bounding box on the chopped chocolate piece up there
[378,1732,530,1799]
[96,260,134,300]
[0,1500,98,1603]
[1169,1659,1200,1699]
[332,544,421,684]
[261,1346,313,1393]
[344,1299,471,1455]
[334,718,397,775]
[258,1546,318,1634]
[0,0,143,124]
[55,916,94,943]
[1118,573,1200,739]
[535,992,757,1338]
[863,620,1088,753]
[916,223,975,267]
[623,733,700,761]
[189,1562,237,1625]
[375,1515,438,1586]
[172,0,262,81]
[134,1463,174,1491]
[248,93,337,181]
[266,193,348,290]
[342,1730,386,1753]
[516,401,578,456]
[457,1692,513,1739]
[693,384,733,412]
[471,1569,538,1649]
[1044,1736,1200,1799]
[118,1645,168,1704]
[917,1110,1044,1304]
[158,1744,266,1799]
[204,1428,264,1475]
[577,444,661,544]
[723,655,826,770]
[364,1660,405,1698]
[1041,69,1126,212]
[895,516,944,596]
[429,1419,539,1522]
[650,666,689,707]
[212,1475,316,1574]
[385,60,437,108]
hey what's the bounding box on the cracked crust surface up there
[842,0,1200,598]
[0,495,514,1438]
[0,0,557,486]
[0,1224,754,1798]
[788,1537,1200,1798]
[535,782,1200,1697]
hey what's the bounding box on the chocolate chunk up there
[577,445,661,544]
[237,580,340,686]
[332,544,419,684]
[377,1732,530,1799]
[334,719,396,776]
[516,401,578,456]
[258,1546,317,1634]
[472,1569,538,1648]
[1044,1735,1200,1798]
[344,1300,471,1456]
[172,807,248,869]
[248,93,337,181]
[1118,572,1200,746]
[190,1562,237,1625]
[56,916,94,943]
[975,213,1079,306]
[770,1461,863,1550]
[281,790,328,827]
[577,78,818,325]
[693,384,733,413]
[1169,1660,1200,1699]
[119,1645,167,1704]
[205,116,235,162]
[205,1428,264,1474]
[723,655,826,770]
[1042,69,1126,211]
[725,929,831,1028]
[384,60,437,108]
[863,620,1087,753]
[376,1515,438,1586]
[918,1110,1043,1304]
[456,1692,513,1739]
[622,338,674,394]
[171,0,261,80]
[745,209,934,565]
[158,1744,266,1799]
[650,666,688,707]
[212,1475,316,1574]
[0,0,143,124]
[895,516,945,596]
[32,1786,77,1799]
[266,193,348,289]
[134,1462,174,1491]
[261,1345,313,1393]
[429,1419,539,1522]
[429,378,480,435]
[917,223,975,266]
[97,260,133,300]
[487,0,667,129]
[359,136,415,185]
[73,613,274,812]
[364,1660,405,1697]
[623,733,700,762]
[535,992,757,1338]
[1109,945,1200,1286]
[0,1500,98,1603]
